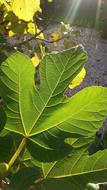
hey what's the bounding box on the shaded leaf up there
[0,134,13,162]
[0,105,6,132]
[10,167,43,190]
[37,146,107,190]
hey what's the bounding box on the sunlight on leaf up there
[27,22,36,35]
[69,68,86,89]
[8,30,15,37]
[31,53,40,67]
[12,0,41,21]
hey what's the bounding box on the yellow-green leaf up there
[69,68,86,89]
[27,22,36,35]
[37,28,44,39]
[31,53,40,67]
[11,0,41,21]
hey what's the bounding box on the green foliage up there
[10,167,42,190]
[0,135,13,162]
[0,46,107,189]
[0,0,41,36]
[38,146,107,190]
[0,46,87,161]
[0,106,6,132]
[0,1,107,189]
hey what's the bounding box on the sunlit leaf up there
[0,46,107,190]
[37,28,44,39]
[69,68,86,89]
[1,47,107,163]
[0,0,11,11]
[11,0,41,21]
[27,22,36,35]
[31,53,40,67]
[8,30,15,37]
[0,46,88,161]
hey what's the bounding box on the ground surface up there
[8,24,107,94]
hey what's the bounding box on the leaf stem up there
[8,137,27,169]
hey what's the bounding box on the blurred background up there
[41,0,107,37]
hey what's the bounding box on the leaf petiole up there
[8,137,27,169]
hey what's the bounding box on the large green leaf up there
[27,86,107,161]
[37,146,107,190]
[0,46,87,135]
[0,47,107,162]
[0,46,88,160]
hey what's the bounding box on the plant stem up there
[36,31,71,43]
[8,137,27,169]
